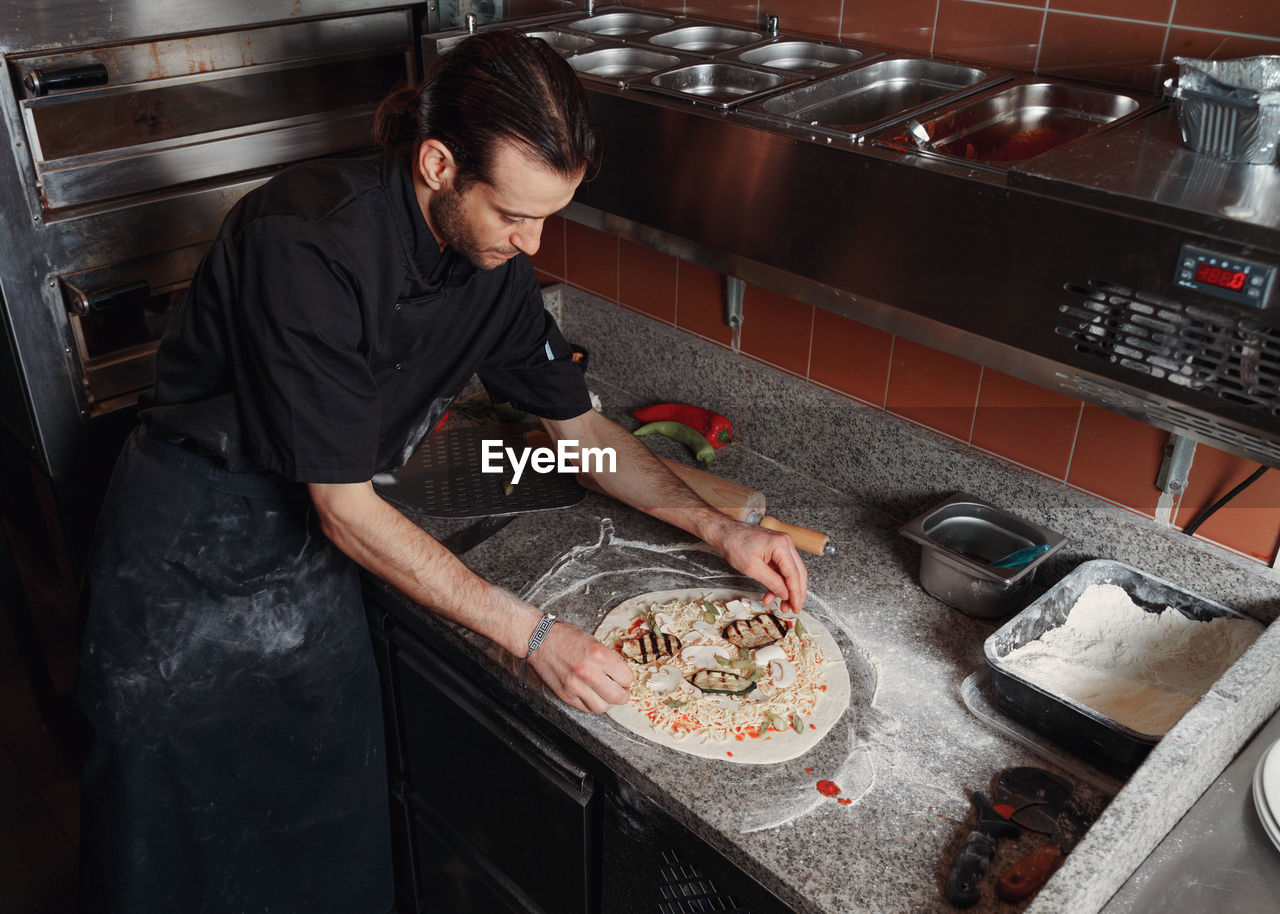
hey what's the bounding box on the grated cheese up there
[604,595,830,744]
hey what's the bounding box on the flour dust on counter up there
[520,519,895,833]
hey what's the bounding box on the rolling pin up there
[529,428,834,555]
[658,458,835,557]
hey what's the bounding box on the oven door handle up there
[24,62,109,97]
[72,280,151,315]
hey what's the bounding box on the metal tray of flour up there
[984,559,1258,777]
[376,424,586,518]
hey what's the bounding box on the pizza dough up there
[594,588,851,764]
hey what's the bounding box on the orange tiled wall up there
[623,0,1280,91]
[531,218,1280,566]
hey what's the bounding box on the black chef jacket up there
[79,148,591,914]
[143,146,592,482]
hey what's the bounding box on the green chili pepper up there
[633,420,715,465]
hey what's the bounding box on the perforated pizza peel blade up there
[378,424,587,518]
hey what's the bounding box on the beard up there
[429,184,518,271]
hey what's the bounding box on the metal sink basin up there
[741,56,1005,140]
[568,47,691,86]
[564,10,675,37]
[637,61,796,110]
[644,24,764,54]
[873,81,1150,166]
[523,28,606,57]
[731,39,874,74]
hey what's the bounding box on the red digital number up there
[1194,262,1247,291]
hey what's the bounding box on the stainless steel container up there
[738,55,1008,142]
[635,61,800,110]
[869,79,1153,168]
[899,493,1066,618]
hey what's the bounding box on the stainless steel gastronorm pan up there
[899,492,1066,618]
[522,27,609,57]
[568,47,695,87]
[739,56,1007,141]
[562,9,676,38]
[724,39,881,76]
[871,80,1153,167]
[635,61,799,110]
[641,23,764,55]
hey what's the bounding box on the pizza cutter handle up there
[944,792,1021,908]
[996,844,1063,903]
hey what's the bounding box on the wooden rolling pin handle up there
[759,516,833,557]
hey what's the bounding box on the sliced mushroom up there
[722,612,788,650]
[768,658,797,687]
[645,664,683,693]
[680,643,731,668]
[753,644,786,665]
[690,668,757,695]
[620,631,680,664]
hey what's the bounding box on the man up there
[78,29,806,913]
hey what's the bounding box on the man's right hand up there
[527,621,633,714]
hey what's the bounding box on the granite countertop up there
[373,285,1280,914]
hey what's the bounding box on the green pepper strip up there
[633,420,716,465]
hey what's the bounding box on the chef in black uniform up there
[77,29,807,914]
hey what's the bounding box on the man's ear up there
[416,139,455,192]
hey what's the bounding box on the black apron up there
[78,427,393,913]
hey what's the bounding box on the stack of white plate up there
[1252,737,1280,852]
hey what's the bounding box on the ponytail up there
[373,84,422,149]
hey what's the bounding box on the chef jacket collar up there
[387,146,478,293]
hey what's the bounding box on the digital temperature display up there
[1193,262,1248,291]
[1174,244,1275,309]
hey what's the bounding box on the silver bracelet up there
[519,611,557,688]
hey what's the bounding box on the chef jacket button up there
[395,363,402,371]
[395,302,402,310]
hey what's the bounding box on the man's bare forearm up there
[308,481,539,657]
[541,409,731,543]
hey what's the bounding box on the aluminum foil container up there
[1166,55,1280,164]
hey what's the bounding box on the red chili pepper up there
[632,403,733,448]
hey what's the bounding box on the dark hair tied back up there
[373,29,601,186]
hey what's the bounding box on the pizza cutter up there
[943,768,1070,908]
[996,784,1109,903]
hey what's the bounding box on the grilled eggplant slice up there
[620,631,680,664]
[721,612,788,649]
[690,668,757,696]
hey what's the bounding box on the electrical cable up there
[1182,464,1270,537]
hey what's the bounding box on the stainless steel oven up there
[0,0,420,723]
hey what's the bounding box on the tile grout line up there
[957,0,1276,41]
[1061,401,1085,485]
[803,304,815,380]
[966,366,983,445]
[881,334,896,410]
[1155,0,1179,94]
[1033,0,1049,74]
